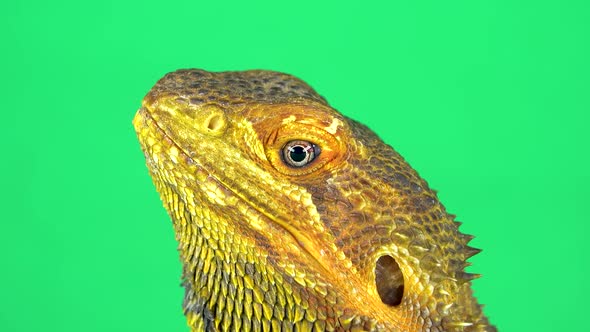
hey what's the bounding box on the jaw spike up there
[459,232,476,244]
[463,246,482,259]
[456,272,482,284]
[445,321,474,328]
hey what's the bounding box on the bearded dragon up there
[133,69,496,331]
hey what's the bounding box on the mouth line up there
[137,107,332,274]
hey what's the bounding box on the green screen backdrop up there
[1,1,588,331]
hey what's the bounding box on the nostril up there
[194,105,227,136]
[205,114,224,131]
[375,255,404,306]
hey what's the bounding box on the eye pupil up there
[282,140,320,168]
[289,146,307,162]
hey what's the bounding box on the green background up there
[1,0,588,331]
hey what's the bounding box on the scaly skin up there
[133,69,496,332]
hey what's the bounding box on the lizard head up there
[133,69,496,331]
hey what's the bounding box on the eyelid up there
[263,121,345,176]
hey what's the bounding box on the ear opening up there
[375,255,404,306]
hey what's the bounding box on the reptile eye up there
[282,140,320,168]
